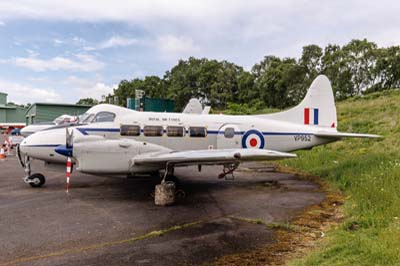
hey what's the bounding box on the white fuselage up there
[20,108,335,166]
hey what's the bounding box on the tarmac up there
[0,135,325,266]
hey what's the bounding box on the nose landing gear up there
[26,173,46,187]
[22,156,46,188]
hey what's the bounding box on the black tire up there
[29,173,46,188]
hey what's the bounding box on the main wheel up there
[28,173,46,188]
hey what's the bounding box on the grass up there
[280,90,400,265]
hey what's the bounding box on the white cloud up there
[83,46,96,51]
[98,36,138,49]
[0,79,62,104]
[0,0,399,78]
[25,49,39,57]
[13,54,105,72]
[79,82,115,100]
[157,35,199,54]
[0,21,5,26]
[53,38,63,45]
[65,76,115,100]
[72,36,86,46]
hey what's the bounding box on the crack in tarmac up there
[2,216,226,266]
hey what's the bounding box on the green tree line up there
[90,39,400,110]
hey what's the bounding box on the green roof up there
[32,102,92,108]
[25,102,92,113]
[0,104,18,109]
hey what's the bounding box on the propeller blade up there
[66,157,72,193]
[66,128,74,149]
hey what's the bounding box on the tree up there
[108,38,400,111]
[164,57,251,110]
[252,56,306,108]
[371,46,400,91]
[299,44,323,94]
[76,98,99,106]
[342,39,378,94]
[321,44,353,100]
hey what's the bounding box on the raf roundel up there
[242,129,265,149]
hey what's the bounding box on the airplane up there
[20,100,210,138]
[17,75,380,189]
[20,114,79,137]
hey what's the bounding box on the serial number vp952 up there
[294,135,312,142]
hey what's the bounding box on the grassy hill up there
[281,90,400,265]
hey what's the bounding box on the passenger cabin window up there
[93,112,116,123]
[224,127,235,138]
[144,126,164,137]
[189,127,207,137]
[167,126,185,137]
[120,125,140,136]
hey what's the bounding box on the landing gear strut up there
[22,156,46,188]
[218,163,239,180]
[161,162,175,183]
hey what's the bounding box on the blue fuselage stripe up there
[76,128,312,136]
[24,144,62,147]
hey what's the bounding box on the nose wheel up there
[26,173,46,187]
[22,155,46,188]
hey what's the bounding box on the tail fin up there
[259,75,337,129]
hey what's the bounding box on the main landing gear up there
[21,155,46,188]
[218,163,239,180]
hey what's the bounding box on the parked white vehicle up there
[20,115,78,137]
[8,128,24,147]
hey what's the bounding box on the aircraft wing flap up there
[132,148,296,167]
[315,131,382,139]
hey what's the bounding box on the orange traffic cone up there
[0,146,6,161]
[5,140,12,156]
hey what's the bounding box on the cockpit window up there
[81,113,95,123]
[93,112,116,123]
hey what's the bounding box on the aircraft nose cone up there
[19,136,30,155]
[17,129,67,163]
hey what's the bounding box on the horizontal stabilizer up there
[315,131,382,139]
[132,148,296,167]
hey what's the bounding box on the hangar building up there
[25,103,91,125]
[0,92,27,124]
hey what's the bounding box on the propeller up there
[54,128,75,192]
[66,128,73,149]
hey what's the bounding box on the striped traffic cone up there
[5,140,12,156]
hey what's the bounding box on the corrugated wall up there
[144,98,175,112]
[0,93,7,105]
[26,104,90,125]
[35,105,90,124]
[0,109,6,122]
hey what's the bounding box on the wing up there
[315,131,381,139]
[132,148,296,167]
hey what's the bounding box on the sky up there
[0,0,399,104]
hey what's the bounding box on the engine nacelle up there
[73,137,169,174]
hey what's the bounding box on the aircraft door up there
[217,124,242,149]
